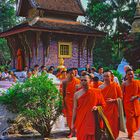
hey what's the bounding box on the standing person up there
[16,48,22,71]
[20,66,28,82]
[95,66,104,82]
[71,75,106,140]
[92,76,103,88]
[91,67,98,76]
[48,66,55,74]
[1,68,9,81]
[9,71,18,82]
[99,70,123,139]
[85,64,91,73]
[62,68,80,137]
[59,70,67,81]
[123,65,132,82]
[74,68,80,78]
[38,65,47,76]
[34,64,39,77]
[109,70,120,85]
[122,69,140,140]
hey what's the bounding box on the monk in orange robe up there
[71,75,106,140]
[57,70,67,81]
[16,48,22,71]
[92,76,103,88]
[122,69,140,140]
[99,71,122,139]
[62,68,80,137]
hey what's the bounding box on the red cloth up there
[16,49,22,71]
[75,88,106,140]
[101,82,122,139]
[64,77,80,128]
[123,80,140,137]
[93,81,103,88]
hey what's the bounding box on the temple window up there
[58,42,72,58]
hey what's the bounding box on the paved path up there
[49,129,140,140]
[1,115,140,140]
[49,116,140,140]
[2,129,140,140]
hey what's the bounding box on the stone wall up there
[0,105,16,135]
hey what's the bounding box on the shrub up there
[0,75,62,137]
[111,70,123,84]
[135,69,140,80]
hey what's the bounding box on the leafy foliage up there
[93,37,121,68]
[86,2,113,32]
[111,70,123,84]
[124,33,140,69]
[0,38,10,62]
[86,0,136,33]
[86,0,137,68]
[0,75,62,137]
[0,0,22,62]
[135,69,140,80]
[0,0,17,32]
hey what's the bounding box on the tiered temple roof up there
[0,18,106,37]
[17,0,85,17]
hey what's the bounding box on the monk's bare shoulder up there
[75,84,82,90]
[62,79,67,84]
[74,89,83,99]
[99,83,105,89]
[75,89,86,100]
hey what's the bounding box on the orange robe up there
[16,49,22,71]
[123,80,140,137]
[101,82,122,139]
[64,77,80,128]
[75,88,106,140]
[93,81,103,88]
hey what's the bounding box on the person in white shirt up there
[20,66,28,82]
[95,66,104,82]
[109,70,120,85]
[1,68,9,81]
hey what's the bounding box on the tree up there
[86,0,137,67]
[0,0,20,63]
[0,0,17,32]
[86,0,136,33]
[86,0,113,32]
[124,33,140,69]
[93,36,116,68]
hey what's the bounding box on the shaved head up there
[103,71,112,82]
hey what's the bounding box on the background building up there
[0,0,105,70]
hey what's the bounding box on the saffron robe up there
[93,81,103,88]
[123,80,140,137]
[64,77,80,128]
[101,82,122,139]
[75,88,106,140]
[16,49,22,71]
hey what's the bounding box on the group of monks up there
[59,68,140,140]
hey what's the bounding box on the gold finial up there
[57,57,66,70]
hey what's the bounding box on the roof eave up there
[0,27,106,38]
[36,8,85,16]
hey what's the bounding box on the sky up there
[78,0,88,21]
[81,0,88,9]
